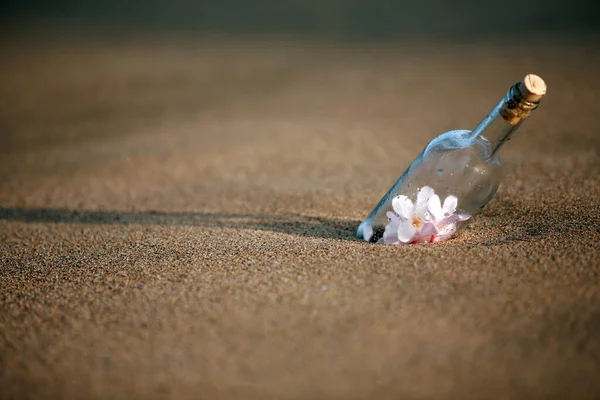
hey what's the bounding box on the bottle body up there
[357,75,545,244]
[357,130,501,243]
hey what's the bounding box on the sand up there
[1,34,600,399]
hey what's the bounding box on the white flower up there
[426,191,471,242]
[379,186,470,245]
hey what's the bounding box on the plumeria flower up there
[426,192,471,242]
[379,186,470,245]
[380,186,436,244]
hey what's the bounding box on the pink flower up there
[426,191,471,243]
[379,186,470,245]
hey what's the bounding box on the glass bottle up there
[357,74,547,244]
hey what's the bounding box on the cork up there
[518,74,546,102]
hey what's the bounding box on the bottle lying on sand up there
[357,74,547,244]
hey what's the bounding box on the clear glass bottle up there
[357,74,547,244]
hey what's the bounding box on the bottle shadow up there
[0,207,361,241]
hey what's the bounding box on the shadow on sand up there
[0,207,360,241]
[3,199,591,246]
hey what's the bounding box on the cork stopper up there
[518,74,546,102]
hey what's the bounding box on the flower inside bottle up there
[379,186,470,245]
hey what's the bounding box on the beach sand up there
[1,34,600,399]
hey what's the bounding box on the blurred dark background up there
[2,0,600,39]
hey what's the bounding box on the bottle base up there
[356,221,371,241]
[356,221,385,243]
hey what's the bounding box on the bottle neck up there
[469,83,540,158]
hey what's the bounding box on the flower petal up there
[443,213,471,225]
[386,211,400,223]
[397,219,417,243]
[433,234,452,243]
[427,194,444,221]
[456,213,471,222]
[420,221,438,238]
[437,223,456,236]
[392,195,413,220]
[413,235,431,244]
[416,186,435,214]
[382,220,400,244]
[442,195,458,216]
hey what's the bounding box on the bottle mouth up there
[500,83,542,126]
